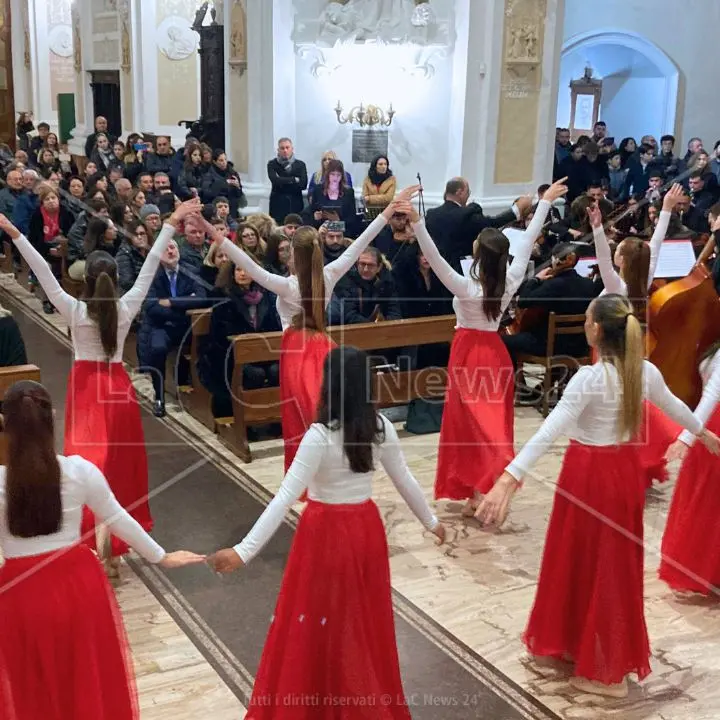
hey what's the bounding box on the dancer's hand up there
[207,548,245,574]
[0,214,21,240]
[543,178,569,203]
[662,183,684,211]
[699,428,720,456]
[665,439,689,462]
[475,472,519,527]
[382,185,422,220]
[431,523,446,546]
[392,200,419,224]
[587,203,603,229]
[159,551,207,569]
[168,198,203,226]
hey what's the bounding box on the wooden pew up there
[182,309,215,430]
[217,315,456,462]
[0,364,42,464]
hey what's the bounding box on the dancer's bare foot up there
[461,499,478,517]
[569,676,628,698]
[103,559,120,579]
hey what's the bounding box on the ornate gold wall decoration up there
[119,0,131,72]
[72,6,82,73]
[494,0,547,184]
[229,0,247,76]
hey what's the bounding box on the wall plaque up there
[352,129,388,163]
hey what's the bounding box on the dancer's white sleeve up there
[647,210,671,287]
[678,354,720,446]
[505,200,552,298]
[233,425,326,563]
[412,221,472,297]
[644,361,703,437]
[592,225,625,296]
[221,238,294,297]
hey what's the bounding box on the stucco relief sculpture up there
[49,24,74,58]
[503,0,545,97]
[157,16,199,61]
[229,0,248,76]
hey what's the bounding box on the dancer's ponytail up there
[593,294,644,438]
[292,227,327,332]
[84,251,119,361]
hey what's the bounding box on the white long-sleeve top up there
[679,351,720,446]
[506,360,704,481]
[220,215,388,330]
[0,455,166,562]
[234,415,438,563]
[412,200,551,330]
[12,223,175,362]
[592,209,671,296]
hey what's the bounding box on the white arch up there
[562,29,679,137]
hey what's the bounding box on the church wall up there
[563,0,720,146]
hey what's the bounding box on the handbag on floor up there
[404,398,444,435]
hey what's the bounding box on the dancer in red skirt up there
[0,380,204,720]
[208,347,445,718]
[590,185,684,485]
[201,186,419,472]
[0,199,203,575]
[660,340,720,595]
[477,294,720,698]
[408,178,569,515]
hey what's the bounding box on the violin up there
[647,262,720,407]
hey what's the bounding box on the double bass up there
[647,251,720,408]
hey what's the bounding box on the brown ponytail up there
[4,381,61,538]
[469,228,509,321]
[618,238,650,315]
[84,251,119,361]
[592,294,644,438]
[291,226,326,332]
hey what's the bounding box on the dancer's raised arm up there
[589,205,625,295]
[648,184,682,286]
[0,214,77,321]
[122,198,203,318]
[677,353,720,448]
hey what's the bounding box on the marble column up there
[10,0,32,119]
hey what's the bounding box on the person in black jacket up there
[303,159,358,236]
[424,177,531,270]
[623,143,655,197]
[201,149,245,219]
[137,239,211,416]
[115,219,151,294]
[176,141,208,200]
[502,242,600,383]
[267,137,308,224]
[198,259,281,417]
[84,116,117,158]
[328,247,402,325]
[0,306,27,368]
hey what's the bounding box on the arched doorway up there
[558,30,679,141]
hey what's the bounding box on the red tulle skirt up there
[635,400,681,486]
[660,407,720,595]
[280,329,336,473]
[64,360,152,557]
[524,441,651,684]
[246,500,411,719]
[434,329,514,500]
[0,545,139,720]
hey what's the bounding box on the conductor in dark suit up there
[425,177,532,270]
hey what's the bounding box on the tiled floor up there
[3,272,719,720]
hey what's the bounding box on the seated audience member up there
[362,154,396,210]
[84,116,116,158]
[303,159,358,235]
[178,217,210,274]
[237,222,266,261]
[150,172,179,214]
[200,242,229,290]
[113,177,133,205]
[136,171,154,195]
[83,216,119,260]
[142,135,175,175]
[502,242,600,378]
[115,219,152,294]
[329,247,402,325]
[201,149,245,218]
[391,242,453,368]
[244,213,276,245]
[0,303,27,366]
[65,198,110,280]
[307,150,353,196]
[688,150,719,196]
[129,187,147,216]
[280,213,302,239]
[139,203,162,238]
[373,207,417,264]
[137,239,209,417]
[198,259,281,418]
[265,230,291,276]
[28,185,74,313]
[64,176,86,219]
[606,151,628,202]
[177,141,208,200]
[89,133,117,172]
[318,221,350,264]
[267,137,308,224]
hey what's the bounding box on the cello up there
[647,260,720,408]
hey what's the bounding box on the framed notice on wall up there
[352,130,388,163]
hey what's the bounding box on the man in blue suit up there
[137,238,211,417]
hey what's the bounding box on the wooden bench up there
[219,315,456,462]
[181,309,215,430]
[0,364,42,464]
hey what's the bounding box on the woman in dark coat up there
[302,159,358,236]
[201,149,245,219]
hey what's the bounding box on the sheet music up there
[654,240,696,278]
[574,257,597,278]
